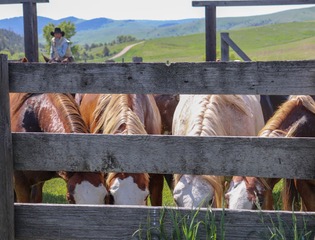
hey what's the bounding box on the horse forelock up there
[49,93,88,133]
[106,172,150,191]
[94,94,147,135]
[259,95,315,137]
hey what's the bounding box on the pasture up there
[85,21,315,63]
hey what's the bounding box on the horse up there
[225,95,315,211]
[172,94,264,208]
[260,95,288,122]
[79,93,164,206]
[10,92,107,204]
[42,53,74,63]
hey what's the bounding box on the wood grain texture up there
[192,0,315,7]
[8,61,315,95]
[15,204,315,240]
[12,133,315,180]
[0,54,14,239]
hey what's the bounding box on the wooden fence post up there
[220,32,251,61]
[23,2,39,62]
[205,6,216,61]
[221,32,229,61]
[0,54,14,240]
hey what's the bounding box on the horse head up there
[61,172,108,205]
[81,94,157,206]
[106,173,150,205]
[173,174,223,208]
[225,176,266,210]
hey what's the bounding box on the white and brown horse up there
[226,95,315,211]
[11,92,107,204]
[172,94,264,208]
[79,93,164,205]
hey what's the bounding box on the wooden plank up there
[205,6,216,61]
[8,61,315,95]
[14,204,315,240]
[23,2,39,62]
[0,0,48,3]
[221,32,251,61]
[0,55,14,239]
[192,0,315,7]
[12,133,315,180]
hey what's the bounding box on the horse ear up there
[21,57,28,62]
[42,54,50,63]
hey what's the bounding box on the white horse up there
[172,94,264,208]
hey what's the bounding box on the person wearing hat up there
[50,27,74,62]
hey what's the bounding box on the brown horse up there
[10,93,107,204]
[172,94,264,208]
[226,95,315,211]
[79,93,164,206]
[42,53,74,63]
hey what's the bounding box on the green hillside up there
[72,6,315,45]
[105,21,315,63]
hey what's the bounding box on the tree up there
[103,45,110,57]
[42,21,77,57]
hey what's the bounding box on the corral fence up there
[1,54,315,239]
[220,32,251,62]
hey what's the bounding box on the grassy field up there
[43,177,284,209]
[82,21,315,63]
[43,177,175,206]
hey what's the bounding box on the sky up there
[0,0,314,21]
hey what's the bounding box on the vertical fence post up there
[23,2,39,62]
[205,6,216,61]
[221,32,230,61]
[0,54,14,240]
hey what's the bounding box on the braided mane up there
[93,94,147,135]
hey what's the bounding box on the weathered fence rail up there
[1,56,315,239]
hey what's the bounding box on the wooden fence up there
[1,54,315,239]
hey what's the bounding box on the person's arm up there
[58,41,69,58]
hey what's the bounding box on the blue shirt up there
[50,37,69,58]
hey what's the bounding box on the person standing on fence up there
[50,27,74,62]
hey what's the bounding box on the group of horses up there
[10,58,314,212]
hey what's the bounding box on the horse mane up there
[173,174,224,208]
[11,93,87,133]
[192,95,251,136]
[106,172,150,191]
[93,94,147,135]
[259,95,315,137]
[48,93,88,133]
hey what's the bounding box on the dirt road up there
[108,41,145,60]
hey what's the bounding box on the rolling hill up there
[0,6,315,45]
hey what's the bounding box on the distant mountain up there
[0,6,314,45]
[0,29,24,53]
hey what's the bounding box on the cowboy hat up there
[50,27,65,36]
